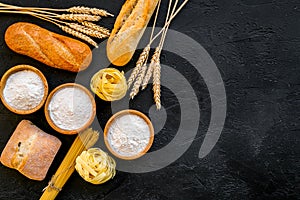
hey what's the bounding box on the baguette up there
[107,0,159,66]
[0,120,61,181]
[5,22,92,72]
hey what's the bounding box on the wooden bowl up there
[0,65,48,115]
[44,83,96,135]
[104,109,154,160]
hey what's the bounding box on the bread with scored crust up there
[0,120,61,181]
[107,0,159,66]
[5,22,92,72]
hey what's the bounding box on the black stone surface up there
[0,0,299,199]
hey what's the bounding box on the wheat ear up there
[81,21,110,36]
[68,23,108,39]
[152,53,161,110]
[142,47,160,90]
[67,6,114,17]
[58,25,98,48]
[127,45,150,88]
[59,14,101,22]
[90,8,114,17]
[130,63,148,99]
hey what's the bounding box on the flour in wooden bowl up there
[3,70,45,111]
[47,85,95,132]
[105,110,154,159]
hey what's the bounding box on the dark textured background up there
[0,0,299,199]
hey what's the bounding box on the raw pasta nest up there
[75,148,116,184]
[90,68,127,101]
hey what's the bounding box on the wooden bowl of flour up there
[44,83,96,135]
[104,109,154,160]
[0,65,48,115]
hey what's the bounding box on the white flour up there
[3,70,45,110]
[48,87,93,131]
[107,114,151,157]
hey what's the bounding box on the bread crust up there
[107,0,159,66]
[0,120,61,181]
[5,22,92,72]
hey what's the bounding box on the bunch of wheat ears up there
[127,0,189,110]
[0,2,113,48]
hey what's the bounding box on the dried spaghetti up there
[40,129,99,200]
[75,148,116,184]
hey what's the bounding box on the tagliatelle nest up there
[90,68,127,101]
[75,148,116,185]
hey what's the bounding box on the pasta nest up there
[75,148,116,184]
[90,68,127,101]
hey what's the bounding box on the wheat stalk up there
[58,25,98,48]
[130,63,148,99]
[68,23,108,39]
[142,47,161,90]
[0,3,114,17]
[0,3,113,47]
[141,62,153,90]
[58,14,101,22]
[127,45,150,88]
[127,0,189,109]
[90,8,113,17]
[81,21,110,36]
[149,0,177,110]
[32,14,102,47]
[149,48,162,110]
[67,6,113,17]
[153,59,161,110]
[67,6,92,14]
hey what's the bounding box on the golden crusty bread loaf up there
[5,22,92,72]
[107,0,159,66]
[0,120,61,181]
